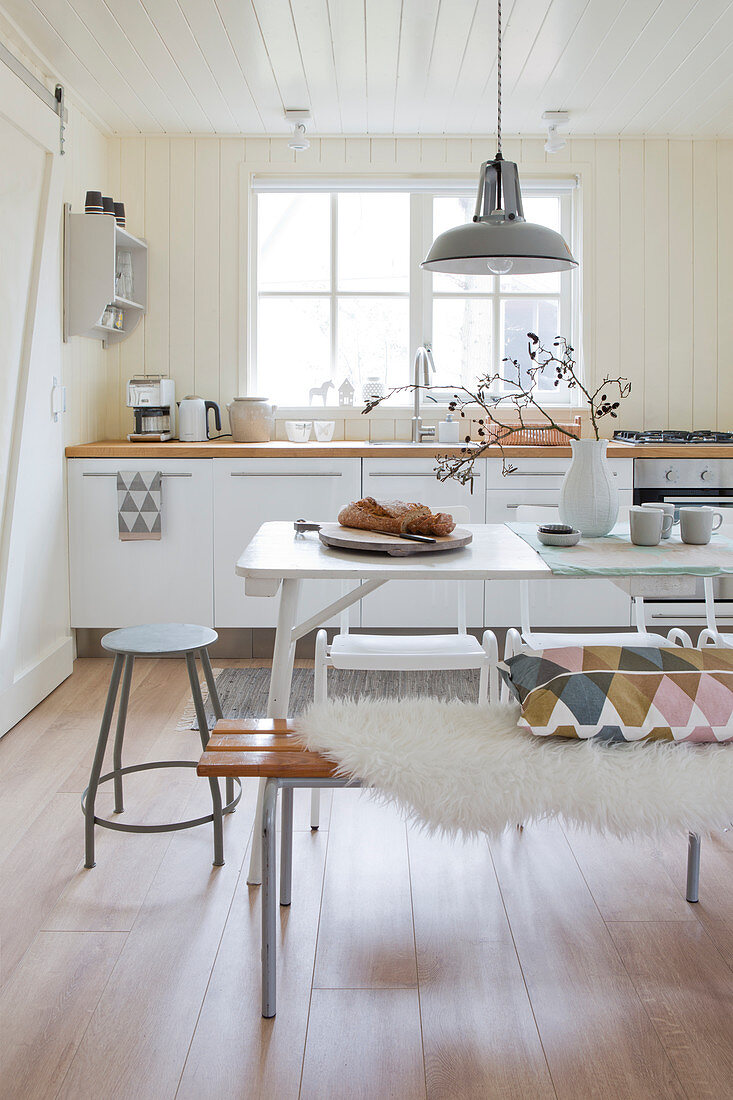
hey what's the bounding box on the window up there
[252,181,578,407]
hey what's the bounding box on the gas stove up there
[613,429,733,445]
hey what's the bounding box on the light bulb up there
[486,257,513,275]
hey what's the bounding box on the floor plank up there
[55,784,253,1100]
[608,921,733,1099]
[408,828,555,1100]
[563,828,696,922]
[314,788,417,989]
[489,825,687,1100]
[300,989,426,1100]
[177,829,327,1100]
[0,794,81,987]
[0,931,126,1100]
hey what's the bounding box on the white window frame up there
[250,178,580,413]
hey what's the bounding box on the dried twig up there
[362,334,631,484]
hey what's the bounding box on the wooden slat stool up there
[198,718,356,1017]
[83,624,241,870]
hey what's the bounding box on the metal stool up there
[82,623,241,869]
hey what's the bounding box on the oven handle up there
[662,497,733,504]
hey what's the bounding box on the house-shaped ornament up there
[338,378,355,407]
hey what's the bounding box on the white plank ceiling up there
[3,0,733,136]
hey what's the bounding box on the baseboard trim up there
[0,636,75,738]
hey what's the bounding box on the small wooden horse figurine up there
[309,380,334,405]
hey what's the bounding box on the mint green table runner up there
[508,522,733,577]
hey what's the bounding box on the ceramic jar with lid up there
[227,397,276,442]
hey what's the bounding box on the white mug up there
[629,506,672,546]
[679,506,723,545]
[641,501,677,539]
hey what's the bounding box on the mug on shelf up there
[629,506,672,546]
[679,506,723,545]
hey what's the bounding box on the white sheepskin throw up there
[295,698,733,839]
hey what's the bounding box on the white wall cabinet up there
[483,458,633,627]
[213,459,361,628]
[68,459,214,626]
[361,459,485,627]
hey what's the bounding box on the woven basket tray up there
[485,415,582,446]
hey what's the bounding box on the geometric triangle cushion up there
[499,646,733,741]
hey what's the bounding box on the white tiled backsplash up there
[273,411,591,443]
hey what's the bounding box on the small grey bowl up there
[537,524,581,547]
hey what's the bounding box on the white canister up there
[227,397,276,442]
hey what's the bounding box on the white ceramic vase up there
[558,438,618,537]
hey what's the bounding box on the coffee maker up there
[126,376,176,441]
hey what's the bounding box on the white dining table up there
[236,521,554,882]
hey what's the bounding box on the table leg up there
[280,786,293,906]
[262,778,279,1017]
[686,831,701,903]
[247,578,300,885]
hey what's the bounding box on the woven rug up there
[179,666,482,730]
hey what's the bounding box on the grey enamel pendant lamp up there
[421,0,577,277]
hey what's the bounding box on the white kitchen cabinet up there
[361,459,485,627]
[68,459,214,627]
[213,459,361,627]
[484,457,634,628]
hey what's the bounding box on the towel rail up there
[82,472,192,478]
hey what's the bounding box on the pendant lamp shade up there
[421,0,578,278]
[422,157,577,277]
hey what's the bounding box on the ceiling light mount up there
[542,110,569,154]
[421,0,577,277]
[285,109,311,152]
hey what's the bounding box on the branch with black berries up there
[362,334,631,483]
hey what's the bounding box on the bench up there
[198,718,704,1019]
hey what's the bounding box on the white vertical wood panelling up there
[618,139,645,427]
[193,140,220,402]
[144,139,170,379]
[692,140,717,429]
[717,142,733,429]
[643,140,669,429]
[99,134,733,442]
[667,140,694,429]
[118,137,145,437]
[168,140,195,402]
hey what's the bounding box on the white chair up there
[310,505,499,828]
[698,576,732,647]
[504,505,692,663]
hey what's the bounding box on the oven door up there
[634,488,733,623]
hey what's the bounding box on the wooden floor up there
[1,658,732,1100]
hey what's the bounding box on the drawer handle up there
[369,471,481,479]
[504,502,559,510]
[651,612,727,620]
[82,471,192,478]
[503,470,618,478]
[230,472,342,478]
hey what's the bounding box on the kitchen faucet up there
[412,344,436,443]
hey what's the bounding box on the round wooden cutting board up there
[318,523,473,557]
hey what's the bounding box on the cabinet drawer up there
[68,459,214,627]
[485,456,632,491]
[362,459,485,627]
[214,459,361,628]
[484,488,632,628]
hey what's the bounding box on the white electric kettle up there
[177,396,221,442]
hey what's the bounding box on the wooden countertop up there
[64,439,733,460]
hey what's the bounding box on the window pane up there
[501,298,561,392]
[431,196,490,292]
[337,297,409,399]
[257,296,330,404]
[258,193,330,291]
[337,193,409,292]
[432,298,492,388]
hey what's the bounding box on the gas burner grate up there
[613,429,733,445]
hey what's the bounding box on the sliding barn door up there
[0,64,71,735]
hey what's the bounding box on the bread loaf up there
[338,497,456,537]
